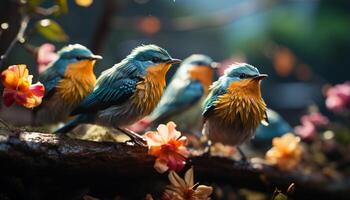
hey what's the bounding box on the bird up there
[33,44,102,126]
[147,54,216,136]
[202,63,269,158]
[54,44,181,144]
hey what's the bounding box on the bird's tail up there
[54,114,89,134]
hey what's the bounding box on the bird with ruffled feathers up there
[55,44,180,144]
[33,44,102,126]
[202,63,268,158]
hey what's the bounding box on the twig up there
[0,14,30,70]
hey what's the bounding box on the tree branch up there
[90,0,118,54]
[0,129,349,199]
[0,14,30,70]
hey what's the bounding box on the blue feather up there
[150,80,204,122]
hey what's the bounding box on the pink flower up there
[300,112,329,127]
[1,65,45,108]
[325,82,350,114]
[295,121,316,141]
[36,43,58,73]
[295,112,329,141]
[144,122,190,173]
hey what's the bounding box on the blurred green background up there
[0,0,349,125]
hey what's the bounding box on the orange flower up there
[265,133,302,171]
[162,167,213,200]
[144,121,190,173]
[1,64,45,108]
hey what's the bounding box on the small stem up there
[0,14,30,70]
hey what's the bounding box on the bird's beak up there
[210,62,219,68]
[253,74,268,80]
[166,58,182,64]
[89,54,103,60]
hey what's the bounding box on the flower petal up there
[166,121,180,140]
[194,185,213,198]
[154,158,169,173]
[184,167,194,187]
[15,64,29,78]
[168,170,186,189]
[157,124,170,143]
[24,95,43,108]
[144,131,163,146]
[166,154,186,172]
[29,82,45,97]
[2,88,16,107]
[176,146,190,158]
[148,146,161,157]
[1,69,18,89]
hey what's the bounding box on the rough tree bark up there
[0,129,349,200]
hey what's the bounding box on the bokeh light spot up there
[75,0,94,7]
[137,16,161,35]
[1,22,9,30]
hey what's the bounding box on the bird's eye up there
[151,57,161,63]
[76,56,84,60]
[239,73,247,79]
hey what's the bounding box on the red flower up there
[144,121,190,173]
[1,65,45,108]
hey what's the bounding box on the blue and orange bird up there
[33,44,102,126]
[148,54,216,135]
[202,63,269,158]
[55,44,181,143]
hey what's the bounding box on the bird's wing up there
[71,78,139,115]
[71,60,145,115]
[39,66,64,99]
[202,81,226,119]
[150,79,204,122]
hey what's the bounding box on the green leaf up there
[55,0,68,14]
[36,19,69,42]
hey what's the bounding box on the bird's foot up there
[237,146,247,161]
[115,127,147,147]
